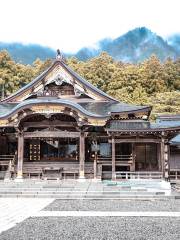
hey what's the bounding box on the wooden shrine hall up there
[0,51,180,181]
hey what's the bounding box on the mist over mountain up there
[75,27,179,62]
[0,42,55,64]
[0,27,180,64]
[167,34,180,53]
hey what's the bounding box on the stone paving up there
[0,180,179,239]
[0,198,180,239]
[0,216,180,240]
[34,210,180,217]
[44,199,180,211]
[0,198,54,234]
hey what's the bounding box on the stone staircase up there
[172,181,180,193]
[0,179,174,199]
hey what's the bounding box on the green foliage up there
[0,51,52,98]
[67,53,180,114]
[149,91,180,115]
[0,49,179,115]
[67,52,115,92]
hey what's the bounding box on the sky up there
[0,0,179,52]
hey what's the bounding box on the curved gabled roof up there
[106,120,180,131]
[1,59,117,103]
[0,99,152,120]
[1,61,56,103]
[0,56,153,119]
[0,99,108,119]
[170,134,180,145]
[59,60,117,102]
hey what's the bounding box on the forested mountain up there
[0,50,179,117]
[0,27,180,64]
[75,27,179,62]
[0,42,55,64]
[168,34,180,53]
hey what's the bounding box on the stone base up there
[112,178,116,182]
[92,178,101,182]
[4,178,11,183]
[78,176,86,182]
[14,176,24,183]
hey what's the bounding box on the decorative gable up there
[2,59,116,103]
[45,82,75,96]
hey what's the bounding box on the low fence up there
[0,155,15,180]
[116,171,163,180]
[0,155,15,165]
[169,169,180,180]
[97,155,133,161]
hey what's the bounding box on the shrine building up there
[0,52,180,181]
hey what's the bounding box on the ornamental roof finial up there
[56,49,62,60]
[56,49,66,63]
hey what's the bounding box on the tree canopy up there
[67,52,180,116]
[0,50,179,117]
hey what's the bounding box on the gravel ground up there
[44,199,180,212]
[0,217,180,240]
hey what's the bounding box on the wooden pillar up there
[131,143,136,171]
[157,143,162,171]
[15,131,24,181]
[161,138,165,176]
[58,139,60,158]
[112,136,116,180]
[79,132,85,179]
[161,137,169,180]
[94,152,97,179]
[97,164,102,181]
[164,143,169,180]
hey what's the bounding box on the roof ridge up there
[1,58,118,103]
[1,60,58,103]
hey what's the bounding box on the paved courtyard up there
[44,199,180,211]
[0,198,53,234]
[1,216,180,240]
[0,198,180,239]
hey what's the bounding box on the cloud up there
[0,0,179,52]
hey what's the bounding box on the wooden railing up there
[0,155,15,170]
[0,155,15,180]
[0,155,15,165]
[22,162,94,179]
[116,171,163,180]
[97,155,133,161]
[169,169,180,180]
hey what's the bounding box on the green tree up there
[139,55,166,94]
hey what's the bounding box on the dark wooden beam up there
[23,120,77,128]
[23,131,80,138]
[107,128,180,134]
[109,139,161,143]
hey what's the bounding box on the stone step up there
[0,185,170,189]
[0,189,168,195]
[0,194,174,199]
[0,185,167,190]
[0,188,171,193]
[0,187,168,192]
[0,186,161,189]
[0,180,172,199]
[0,190,171,194]
[0,182,166,186]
